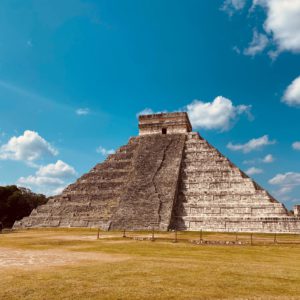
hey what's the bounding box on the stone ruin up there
[14,112,300,233]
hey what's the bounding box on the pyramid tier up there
[14,138,140,229]
[109,134,186,230]
[170,132,300,232]
[14,130,300,233]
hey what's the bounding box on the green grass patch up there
[0,229,300,299]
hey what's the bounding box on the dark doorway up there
[162,128,167,134]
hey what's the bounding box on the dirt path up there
[0,247,129,269]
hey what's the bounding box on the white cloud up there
[36,160,76,178]
[246,167,263,175]
[52,186,65,195]
[232,46,241,54]
[227,135,276,153]
[224,0,300,57]
[76,108,90,115]
[137,108,154,117]
[244,30,269,56]
[262,154,274,163]
[243,153,274,164]
[292,141,300,150]
[96,146,115,156]
[276,185,294,196]
[269,172,300,195]
[17,160,77,196]
[282,76,300,107]
[186,96,252,131]
[138,97,252,131]
[261,0,300,54]
[136,108,168,118]
[242,159,256,165]
[18,175,64,186]
[221,0,246,15]
[0,130,58,162]
[269,172,300,186]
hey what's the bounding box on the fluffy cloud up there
[282,76,300,107]
[269,173,300,185]
[136,108,168,118]
[0,130,58,162]
[292,141,300,150]
[138,96,252,131]
[96,146,115,156]
[224,0,300,57]
[243,153,274,164]
[227,135,276,153]
[262,154,274,163]
[52,186,65,195]
[36,160,76,178]
[245,167,263,175]
[137,108,154,116]
[186,96,252,131]
[269,172,300,194]
[76,108,90,115]
[221,0,246,15]
[17,160,77,196]
[18,175,64,186]
[261,0,300,54]
[244,30,269,56]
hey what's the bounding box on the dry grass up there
[0,229,300,300]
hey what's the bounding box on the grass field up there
[0,229,300,300]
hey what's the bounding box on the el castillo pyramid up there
[14,112,300,233]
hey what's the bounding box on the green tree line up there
[0,185,47,228]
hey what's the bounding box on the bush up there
[0,185,47,228]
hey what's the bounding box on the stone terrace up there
[14,112,300,233]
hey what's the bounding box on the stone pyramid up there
[15,112,300,233]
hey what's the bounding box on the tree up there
[0,185,47,228]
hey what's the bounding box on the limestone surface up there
[14,112,300,233]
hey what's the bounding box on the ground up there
[0,229,300,300]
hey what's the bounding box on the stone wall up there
[110,134,186,230]
[139,112,192,135]
[170,132,300,233]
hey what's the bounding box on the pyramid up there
[14,112,300,233]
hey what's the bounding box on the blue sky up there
[0,0,300,209]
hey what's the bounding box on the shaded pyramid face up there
[15,113,300,233]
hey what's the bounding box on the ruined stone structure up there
[14,112,300,233]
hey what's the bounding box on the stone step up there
[176,207,287,216]
[181,181,255,190]
[106,151,135,161]
[181,177,253,184]
[66,181,126,191]
[180,201,285,208]
[84,168,130,177]
[175,216,300,232]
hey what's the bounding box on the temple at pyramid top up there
[139,112,192,135]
